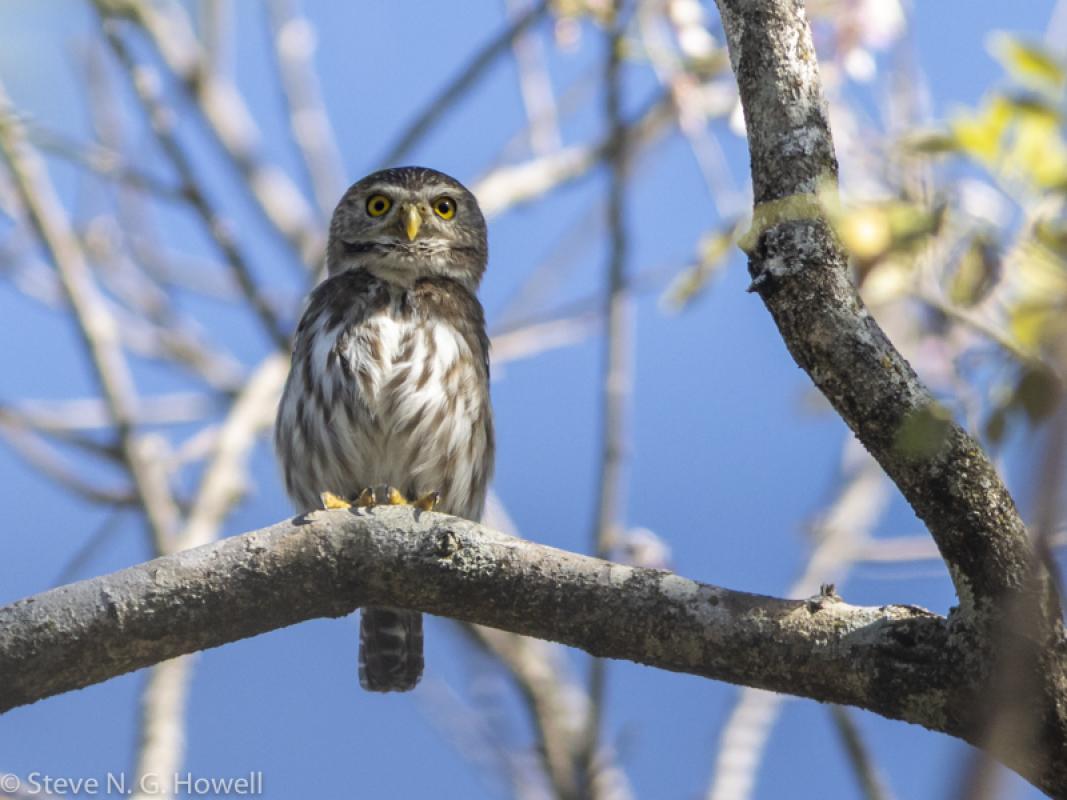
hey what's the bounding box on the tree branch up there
[377,0,550,167]
[712,1,1067,793]
[713,0,1057,633]
[0,509,977,756]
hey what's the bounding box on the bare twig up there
[506,0,562,156]
[377,0,552,167]
[0,83,181,549]
[264,0,346,218]
[582,7,633,795]
[464,625,586,800]
[0,419,133,506]
[176,354,288,551]
[93,0,322,267]
[130,656,196,800]
[15,120,185,201]
[707,448,890,800]
[98,23,290,351]
[52,508,127,587]
[829,705,894,800]
[473,90,672,218]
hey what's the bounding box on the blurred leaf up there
[1001,91,1062,121]
[1014,240,1067,296]
[861,259,915,304]
[984,405,1009,445]
[899,129,960,155]
[1034,218,1067,256]
[951,95,1012,165]
[1003,106,1067,189]
[1015,366,1062,423]
[660,221,740,312]
[988,32,1066,90]
[831,199,944,271]
[1008,239,1067,352]
[837,205,892,263]
[985,366,1063,448]
[896,403,953,459]
[1010,302,1055,353]
[948,233,1000,307]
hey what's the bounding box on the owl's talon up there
[321,491,352,510]
[355,487,377,507]
[384,486,408,506]
[414,491,440,512]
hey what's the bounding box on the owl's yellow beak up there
[402,204,422,241]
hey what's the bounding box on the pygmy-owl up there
[275,166,494,692]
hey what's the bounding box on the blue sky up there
[0,2,1060,798]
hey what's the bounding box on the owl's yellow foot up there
[413,492,440,511]
[320,491,352,510]
[337,486,440,510]
[353,486,402,506]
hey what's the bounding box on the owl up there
[275,166,494,692]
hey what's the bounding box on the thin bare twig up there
[264,0,346,218]
[506,0,562,156]
[830,705,894,800]
[473,90,672,218]
[707,446,890,800]
[130,656,196,800]
[377,0,552,167]
[0,420,133,506]
[14,119,185,201]
[94,0,322,267]
[98,22,290,351]
[177,354,288,551]
[582,7,633,796]
[0,82,181,550]
[52,508,127,587]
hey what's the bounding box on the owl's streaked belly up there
[276,306,490,520]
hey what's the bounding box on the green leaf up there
[899,129,960,155]
[951,96,1012,164]
[660,222,740,312]
[895,403,954,459]
[1034,218,1067,256]
[984,405,1009,446]
[1015,366,1062,423]
[948,234,1000,307]
[988,32,1066,90]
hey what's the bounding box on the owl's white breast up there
[276,277,491,521]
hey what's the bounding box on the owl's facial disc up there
[327,167,488,288]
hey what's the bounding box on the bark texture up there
[0,509,1062,792]
[716,0,1052,630]
[0,508,991,747]
[714,0,1067,794]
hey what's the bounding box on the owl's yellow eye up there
[366,194,391,217]
[432,196,456,220]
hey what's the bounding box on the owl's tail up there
[358,607,424,692]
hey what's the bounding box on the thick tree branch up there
[0,509,989,763]
[713,1,1067,793]
[713,0,1056,631]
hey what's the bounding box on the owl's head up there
[326,166,488,290]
